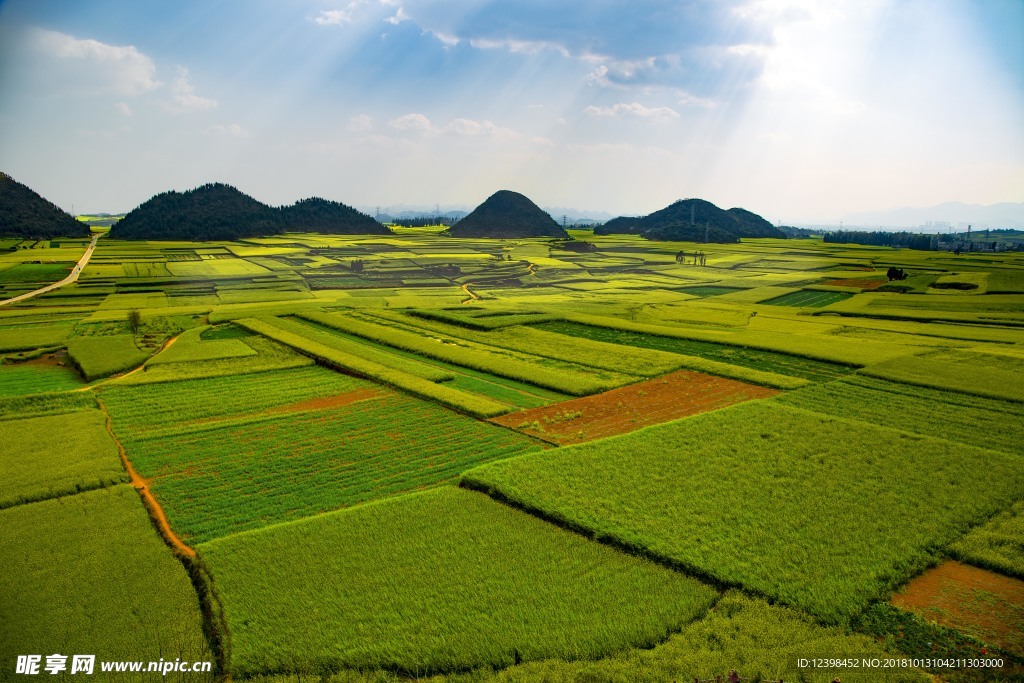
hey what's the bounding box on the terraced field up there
[536,319,852,382]
[5,231,1024,682]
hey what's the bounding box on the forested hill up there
[595,198,784,243]
[0,172,91,239]
[110,184,389,240]
[282,197,389,235]
[110,184,283,241]
[449,190,569,239]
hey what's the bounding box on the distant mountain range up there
[841,202,1024,230]
[362,205,615,224]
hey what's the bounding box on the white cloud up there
[163,67,217,112]
[430,31,459,47]
[314,2,368,26]
[205,123,248,137]
[469,37,570,58]
[443,118,514,138]
[114,102,133,117]
[583,102,680,123]
[30,29,159,96]
[348,114,373,132]
[388,112,433,131]
[678,92,716,108]
[385,6,410,25]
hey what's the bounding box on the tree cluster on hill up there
[281,197,388,235]
[109,184,390,241]
[0,172,90,239]
[449,191,569,239]
[823,230,935,250]
[594,198,784,243]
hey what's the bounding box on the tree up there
[127,309,142,334]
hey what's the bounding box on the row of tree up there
[822,230,935,250]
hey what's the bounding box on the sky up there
[0,0,1021,223]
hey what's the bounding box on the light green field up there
[464,401,1024,624]
[0,486,212,670]
[66,334,152,381]
[0,323,73,351]
[146,325,258,365]
[199,486,717,677]
[950,500,1024,580]
[0,409,127,508]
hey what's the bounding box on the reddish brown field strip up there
[892,560,1024,656]
[491,369,778,445]
[268,387,385,414]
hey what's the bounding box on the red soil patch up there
[268,387,385,414]
[824,277,886,289]
[892,560,1024,656]
[491,370,778,445]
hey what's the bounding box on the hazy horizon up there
[1,0,1021,224]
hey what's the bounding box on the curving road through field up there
[0,233,101,307]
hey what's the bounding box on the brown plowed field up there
[491,370,778,445]
[892,560,1024,656]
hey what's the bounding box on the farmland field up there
[491,369,778,444]
[0,486,212,670]
[464,401,1024,624]
[199,486,718,677]
[102,367,540,542]
[4,230,1024,682]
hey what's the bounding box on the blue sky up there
[0,0,1021,222]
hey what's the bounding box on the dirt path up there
[527,263,537,276]
[0,233,100,307]
[96,396,196,558]
[460,282,480,304]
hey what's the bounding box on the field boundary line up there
[95,396,196,558]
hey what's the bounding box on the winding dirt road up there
[0,233,101,307]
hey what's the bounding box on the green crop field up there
[0,486,212,671]
[101,365,368,434]
[0,362,86,396]
[775,375,1024,454]
[199,486,717,677]
[761,289,854,307]
[537,319,852,382]
[0,390,97,421]
[103,367,539,542]
[4,230,1024,682]
[949,500,1024,580]
[67,333,152,381]
[298,310,636,395]
[0,409,127,509]
[464,401,1024,624]
[0,323,73,351]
